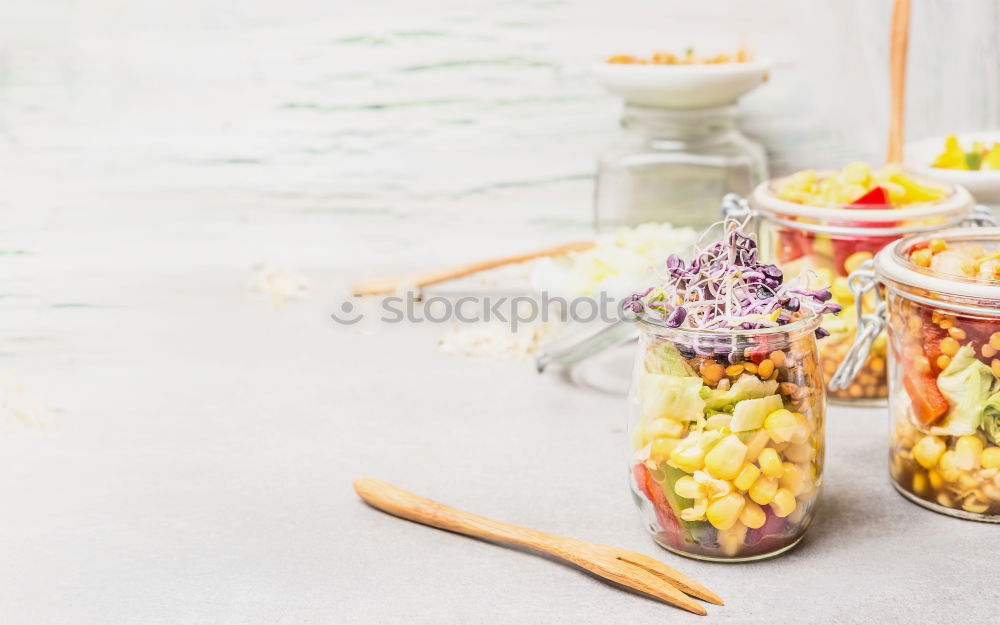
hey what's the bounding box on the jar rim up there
[634,308,821,337]
[751,171,972,224]
[875,227,1000,301]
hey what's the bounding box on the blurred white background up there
[1,0,997,245]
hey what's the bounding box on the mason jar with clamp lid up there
[723,171,993,405]
[831,228,1000,521]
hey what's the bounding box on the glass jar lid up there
[751,171,973,224]
[874,227,1000,303]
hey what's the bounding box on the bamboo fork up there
[351,240,595,296]
[886,0,911,164]
[353,477,722,615]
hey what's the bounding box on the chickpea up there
[757,359,775,379]
[768,350,786,368]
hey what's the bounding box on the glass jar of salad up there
[625,221,835,560]
[832,228,1000,521]
[595,105,767,232]
[729,162,991,405]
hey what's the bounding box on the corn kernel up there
[739,498,766,529]
[948,326,966,340]
[912,435,946,470]
[928,469,944,490]
[704,435,748,481]
[936,355,951,370]
[706,492,746,530]
[955,436,984,471]
[911,471,928,495]
[929,238,947,254]
[733,463,761,491]
[784,442,812,464]
[680,498,707,522]
[991,332,1000,350]
[673,475,705,500]
[982,446,1000,470]
[831,278,852,303]
[758,448,784,478]
[692,470,733,499]
[843,161,871,184]
[789,413,811,444]
[779,462,806,496]
[937,492,953,508]
[719,523,749,557]
[914,356,931,374]
[962,495,989,514]
[911,249,932,267]
[958,473,980,492]
[650,438,681,462]
[744,429,770,462]
[748,475,778,505]
[844,251,874,275]
[993,359,1000,378]
[938,450,961,482]
[770,488,797,518]
[983,344,997,359]
[939,337,959,357]
[764,409,798,444]
[669,439,707,473]
[644,418,685,443]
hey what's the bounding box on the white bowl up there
[592,59,771,109]
[906,131,1000,205]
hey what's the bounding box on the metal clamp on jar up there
[832,228,1000,522]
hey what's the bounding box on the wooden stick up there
[353,477,721,615]
[351,240,594,296]
[887,0,911,164]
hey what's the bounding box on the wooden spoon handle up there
[351,240,595,296]
[887,0,911,164]
[353,477,556,551]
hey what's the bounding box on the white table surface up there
[1,1,998,623]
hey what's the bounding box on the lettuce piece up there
[934,345,997,437]
[702,374,779,412]
[731,394,784,432]
[639,374,705,422]
[644,341,696,377]
[982,393,1000,445]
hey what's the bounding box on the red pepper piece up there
[902,371,948,425]
[632,463,680,534]
[922,321,947,372]
[850,186,890,207]
[776,226,813,264]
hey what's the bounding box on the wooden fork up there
[350,240,595,296]
[353,477,722,615]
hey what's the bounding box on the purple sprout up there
[627,218,842,332]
